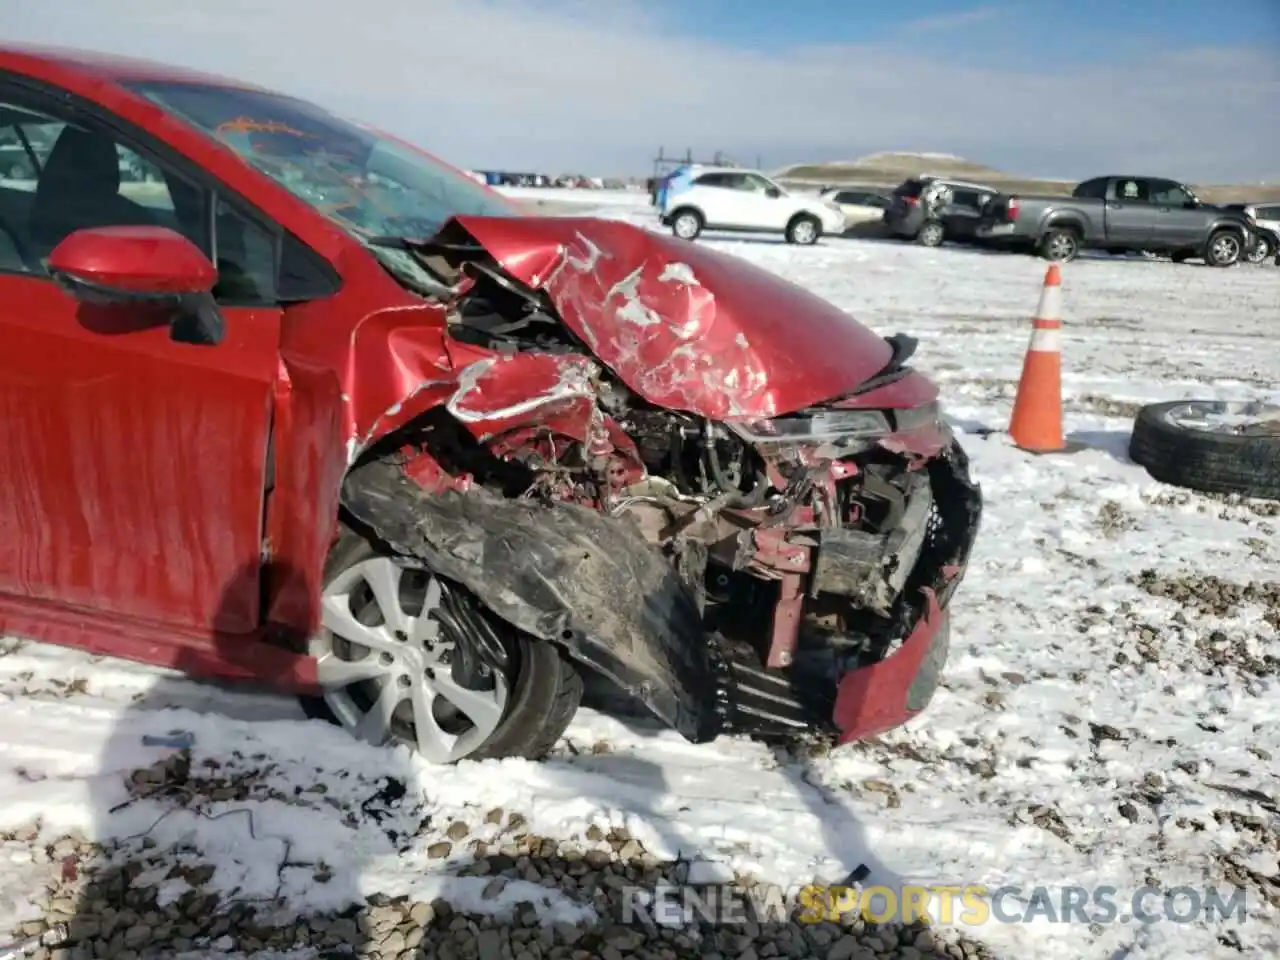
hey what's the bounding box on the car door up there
[0,84,282,638]
[698,173,765,229]
[744,173,792,230]
[1147,180,1205,248]
[686,172,733,226]
[1103,178,1155,245]
[835,191,888,224]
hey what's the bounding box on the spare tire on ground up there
[1128,400,1280,501]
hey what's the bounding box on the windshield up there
[122,81,514,240]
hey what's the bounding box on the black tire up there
[1128,401,1280,501]
[1039,227,1079,262]
[1246,234,1272,265]
[916,220,945,247]
[670,207,703,241]
[302,529,583,761]
[785,214,821,245]
[1204,229,1243,267]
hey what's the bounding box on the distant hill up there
[771,152,1278,203]
[775,152,1008,181]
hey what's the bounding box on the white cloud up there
[5,0,1278,182]
[901,5,1005,32]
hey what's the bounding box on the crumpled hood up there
[450,216,895,420]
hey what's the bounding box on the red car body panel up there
[0,43,978,746]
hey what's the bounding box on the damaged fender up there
[340,457,724,743]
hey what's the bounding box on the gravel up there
[2,775,1003,960]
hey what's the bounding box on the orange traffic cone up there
[1009,264,1065,452]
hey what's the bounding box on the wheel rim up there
[1163,400,1280,437]
[314,557,508,763]
[921,223,943,245]
[793,220,817,244]
[1247,239,1269,264]
[1047,233,1075,260]
[674,215,698,238]
[1210,234,1240,264]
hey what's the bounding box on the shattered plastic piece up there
[141,729,195,749]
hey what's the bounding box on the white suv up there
[660,168,846,244]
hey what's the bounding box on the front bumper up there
[830,441,982,744]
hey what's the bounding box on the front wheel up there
[1204,229,1243,267]
[916,220,945,247]
[786,214,821,245]
[1246,235,1272,265]
[302,530,582,763]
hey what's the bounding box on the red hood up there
[450,216,895,420]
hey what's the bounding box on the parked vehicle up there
[977,176,1259,266]
[884,177,997,247]
[660,167,847,244]
[0,45,982,763]
[1221,202,1280,264]
[818,187,891,227]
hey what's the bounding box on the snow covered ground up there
[1,200,1278,960]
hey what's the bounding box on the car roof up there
[694,166,764,176]
[0,42,277,93]
[918,176,996,191]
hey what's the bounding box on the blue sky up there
[661,0,1278,55]
[7,0,1280,182]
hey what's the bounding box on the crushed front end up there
[343,217,983,748]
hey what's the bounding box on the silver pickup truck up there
[976,175,1260,266]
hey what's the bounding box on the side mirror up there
[765,186,781,199]
[48,226,226,346]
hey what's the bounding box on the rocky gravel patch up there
[4,828,1001,960]
[0,753,1004,960]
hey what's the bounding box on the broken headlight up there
[726,401,944,447]
[726,409,892,445]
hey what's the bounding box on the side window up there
[0,99,197,273]
[694,173,727,188]
[213,198,278,304]
[1114,179,1149,202]
[951,190,980,208]
[0,91,334,304]
[1256,205,1280,221]
[1149,181,1191,206]
[1072,178,1107,199]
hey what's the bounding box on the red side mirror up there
[49,226,225,346]
[49,225,217,297]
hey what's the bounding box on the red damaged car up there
[0,44,981,763]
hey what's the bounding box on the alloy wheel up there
[314,557,508,763]
[1209,234,1241,266]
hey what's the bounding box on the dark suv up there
[884,176,997,247]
